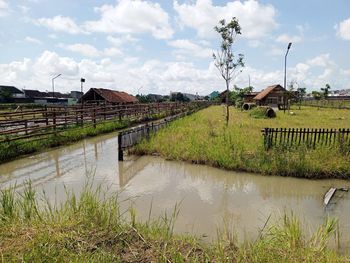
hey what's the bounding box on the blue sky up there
[1,0,350,95]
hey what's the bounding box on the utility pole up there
[51,74,62,98]
[283,43,292,113]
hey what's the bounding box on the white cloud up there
[267,47,284,56]
[248,40,262,48]
[107,34,138,47]
[34,51,79,77]
[48,34,58,39]
[84,0,173,39]
[276,34,302,43]
[168,39,213,58]
[103,47,123,57]
[59,43,123,58]
[37,15,84,34]
[25,36,42,45]
[173,0,277,39]
[18,5,30,14]
[307,53,332,67]
[60,43,101,58]
[1,51,350,96]
[0,0,9,17]
[336,18,350,40]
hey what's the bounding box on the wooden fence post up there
[24,120,28,135]
[118,133,124,161]
[45,105,49,126]
[53,108,56,134]
[64,107,68,128]
[93,107,96,128]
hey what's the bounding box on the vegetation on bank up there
[0,119,128,164]
[0,111,173,164]
[0,183,346,262]
[134,106,350,179]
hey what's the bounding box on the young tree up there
[296,87,306,109]
[321,83,331,99]
[213,17,244,125]
[230,85,253,107]
[0,89,13,102]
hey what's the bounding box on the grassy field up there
[0,183,346,262]
[134,105,350,179]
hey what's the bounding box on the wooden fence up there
[117,112,188,161]
[0,101,209,143]
[262,128,350,150]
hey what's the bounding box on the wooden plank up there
[324,187,337,206]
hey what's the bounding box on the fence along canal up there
[0,101,208,144]
[118,105,208,161]
[262,128,350,150]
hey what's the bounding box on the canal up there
[0,132,349,250]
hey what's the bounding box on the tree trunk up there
[226,81,229,125]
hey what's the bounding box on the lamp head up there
[287,42,292,50]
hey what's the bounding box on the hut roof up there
[89,88,138,103]
[253,85,284,101]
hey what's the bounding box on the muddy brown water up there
[1,132,350,250]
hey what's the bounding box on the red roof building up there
[80,88,138,104]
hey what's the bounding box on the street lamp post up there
[80,78,85,105]
[137,86,143,96]
[283,42,292,113]
[51,74,62,98]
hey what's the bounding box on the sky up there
[0,0,350,96]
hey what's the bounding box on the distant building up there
[253,84,286,107]
[243,92,259,103]
[329,89,350,97]
[0,85,25,102]
[80,88,138,104]
[23,89,70,105]
[70,91,83,100]
[147,94,164,102]
[219,90,229,103]
[170,92,200,101]
[208,91,219,100]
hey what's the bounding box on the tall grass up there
[134,106,350,179]
[0,183,346,262]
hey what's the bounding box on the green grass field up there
[134,106,350,179]
[0,183,346,262]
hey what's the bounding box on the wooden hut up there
[80,88,138,104]
[253,84,286,107]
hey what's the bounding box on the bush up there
[250,106,276,118]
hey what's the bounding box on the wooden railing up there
[262,128,350,150]
[0,101,210,143]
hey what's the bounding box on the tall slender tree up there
[296,87,306,109]
[213,17,244,125]
[321,83,331,99]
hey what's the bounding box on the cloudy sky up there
[1,0,350,95]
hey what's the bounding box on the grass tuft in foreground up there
[0,183,347,262]
[134,106,350,179]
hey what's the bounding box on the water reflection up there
[0,132,349,249]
